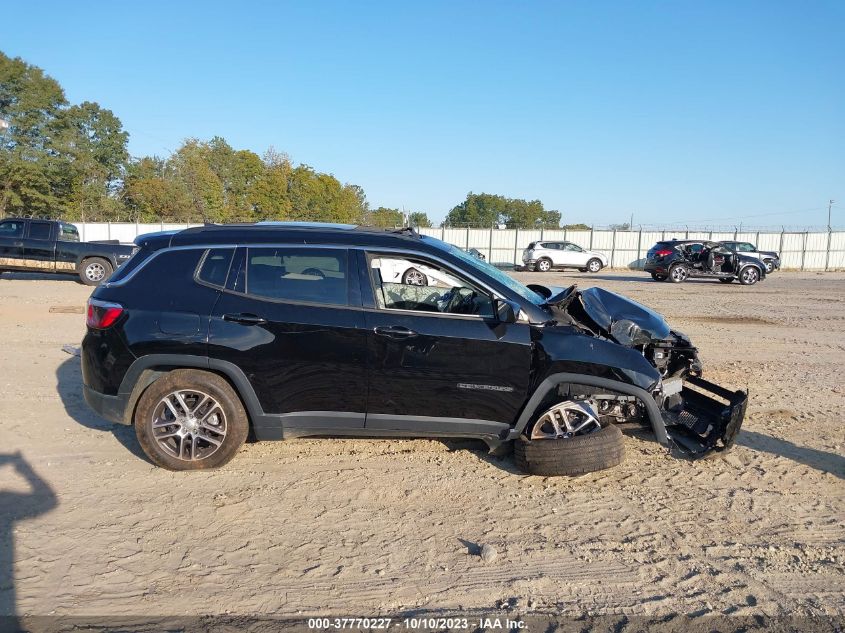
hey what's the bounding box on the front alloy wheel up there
[402,268,428,286]
[739,267,760,285]
[587,258,603,273]
[763,260,774,273]
[536,258,552,272]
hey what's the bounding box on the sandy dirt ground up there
[0,269,843,625]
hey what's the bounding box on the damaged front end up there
[542,285,747,457]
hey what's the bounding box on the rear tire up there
[514,424,625,476]
[79,257,113,286]
[650,273,667,281]
[134,369,249,471]
[668,264,688,283]
[536,258,552,272]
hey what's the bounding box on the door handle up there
[374,325,418,339]
[223,313,267,326]
[12,241,23,247]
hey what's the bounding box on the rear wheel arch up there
[119,355,260,428]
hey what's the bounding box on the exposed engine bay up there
[528,283,746,457]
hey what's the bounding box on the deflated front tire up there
[514,425,625,476]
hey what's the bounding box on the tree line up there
[1,51,576,229]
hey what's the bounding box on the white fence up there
[75,222,845,271]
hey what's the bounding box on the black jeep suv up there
[82,223,746,474]
[645,239,767,285]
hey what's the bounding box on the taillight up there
[654,249,673,257]
[87,299,124,329]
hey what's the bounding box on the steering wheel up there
[301,268,325,279]
[445,287,476,314]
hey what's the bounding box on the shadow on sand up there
[738,430,845,480]
[0,453,57,627]
[55,356,149,463]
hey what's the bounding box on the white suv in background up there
[522,241,609,273]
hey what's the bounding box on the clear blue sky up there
[3,1,844,227]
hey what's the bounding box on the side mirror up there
[494,299,518,324]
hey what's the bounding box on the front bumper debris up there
[662,376,747,457]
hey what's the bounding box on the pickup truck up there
[0,217,136,285]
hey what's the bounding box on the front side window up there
[369,254,493,317]
[0,220,25,238]
[58,225,80,242]
[741,243,756,252]
[28,222,52,240]
[563,243,583,252]
[246,247,348,306]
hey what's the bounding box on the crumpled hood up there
[563,287,671,346]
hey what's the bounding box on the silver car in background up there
[522,241,609,273]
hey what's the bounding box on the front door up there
[361,250,532,434]
[559,242,588,267]
[208,246,368,435]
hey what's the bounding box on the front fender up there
[533,328,662,392]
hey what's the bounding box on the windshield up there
[435,239,546,306]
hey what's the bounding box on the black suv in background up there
[82,223,746,474]
[645,239,767,285]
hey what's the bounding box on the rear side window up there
[0,220,25,238]
[246,247,348,306]
[28,221,52,240]
[196,248,234,288]
[107,248,149,283]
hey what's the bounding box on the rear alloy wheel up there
[134,369,249,470]
[514,400,625,476]
[669,264,689,283]
[739,267,760,285]
[650,273,667,281]
[402,268,428,286]
[587,258,603,273]
[536,258,552,272]
[79,257,113,286]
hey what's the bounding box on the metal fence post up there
[610,230,617,268]
[589,226,594,250]
[825,230,832,271]
[636,228,643,269]
[488,222,494,263]
[465,225,470,249]
[779,229,785,262]
[513,228,519,266]
[801,232,807,271]
[441,225,445,241]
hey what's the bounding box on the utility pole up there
[828,199,835,231]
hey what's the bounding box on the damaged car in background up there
[82,223,746,475]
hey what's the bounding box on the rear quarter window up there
[196,248,234,288]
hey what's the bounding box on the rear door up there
[208,246,368,434]
[0,219,26,269]
[22,220,56,271]
[361,250,532,432]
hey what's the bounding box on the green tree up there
[365,206,404,227]
[445,192,560,229]
[0,52,68,216]
[408,211,432,228]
